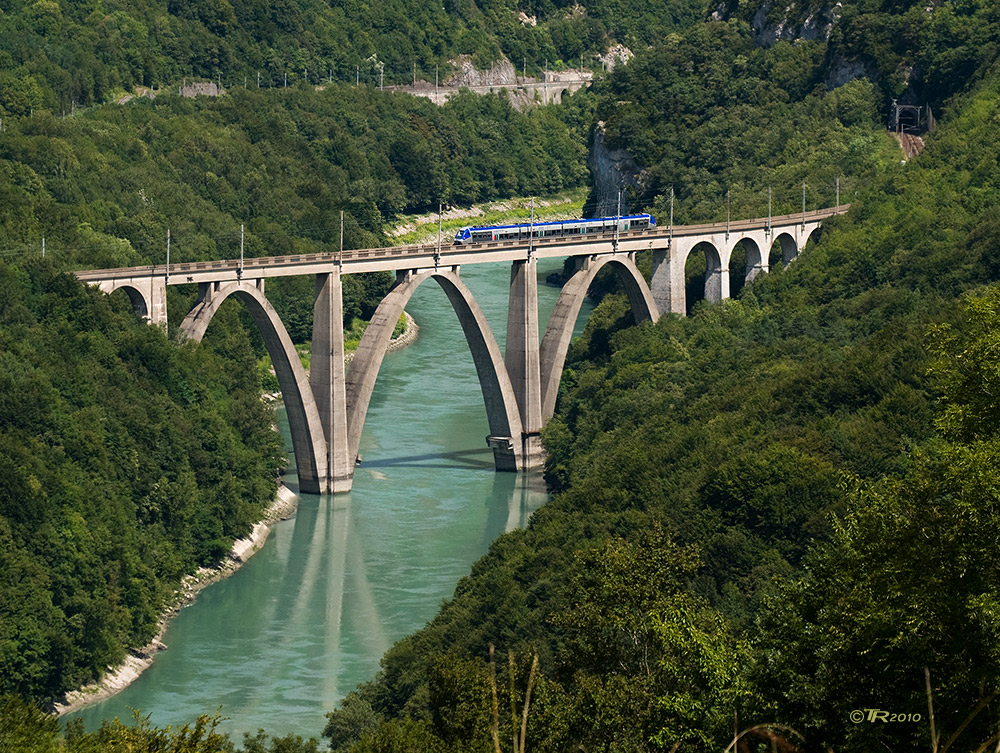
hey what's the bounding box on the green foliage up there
[322,11,1000,752]
[0,261,281,702]
[590,21,899,223]
[750,291,1000,751]
[0,695,61,753]
[0,84,586,339]
[928,287,1000,442]
[0,694,325,751]
[0,0,704,113]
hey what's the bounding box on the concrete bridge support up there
[506,259,545,467]
[650,222,822,315]
[176,280,330,494]
[540,253,658,420]
[98,276,168,327]
[346,268,525,474]
[741,237,767,281]
[311,272,354,493]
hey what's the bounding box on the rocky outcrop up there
[717,1,876,91]
[588,123,643,216]
[825,53,870,89]
[750,1,840,47]
[180,81,225,97]
[447,56,518,87]
[598,44,633,72]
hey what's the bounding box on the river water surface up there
[70,259,591,740]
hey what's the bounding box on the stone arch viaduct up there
[75,205,847,493]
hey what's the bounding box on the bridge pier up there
[651,244,684,315]
[506,258,545,468]
[312,271,354,493]
[76,205,845,494]
[176,279,330,494]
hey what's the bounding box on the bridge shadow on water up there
[359,447,495,471]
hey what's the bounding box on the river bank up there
[53,485,299,716]
[54,313,419,717]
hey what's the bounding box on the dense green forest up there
[314,3,1000,753]
[0,83,587,339]
[0,259,281,701]
[0,0,704,114]
[5,0,1000,750]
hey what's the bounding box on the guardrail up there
[74,205,849,282]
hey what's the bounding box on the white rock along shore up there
[53,313,418,716]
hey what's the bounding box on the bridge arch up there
[176,280,329,494]
[731,236,766,283]
[97,278,167,326]
[680,240,728,313]
[772,232,799,267]
[539,254,659,421]
[346,269,524,472]
[109,284,151,319]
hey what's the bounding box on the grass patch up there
[389,187,589,246]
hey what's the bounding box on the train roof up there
[457,214,654,232]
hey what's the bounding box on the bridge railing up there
[73,205,849,282]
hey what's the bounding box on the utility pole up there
[356,65,360,86]
[239,223,244,277]
[435,66,439,100]
[802,181,807,227]
[767,186,772,235]
[836,177,840,211]
[529,197,535,255]
[166,229,170,283]
[257,71,260,88]
[726,188,731,239]
[339,210,344,265]
[41,237,45,259]
[284,72,287,88]
[614,189,621,248]
[669,186,674,247]
[436,203,443,264]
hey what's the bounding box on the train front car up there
[453,214,656,245]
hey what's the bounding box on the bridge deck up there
[75,206,848,285]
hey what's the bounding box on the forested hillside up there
[4,0,1000,750]
[318,4,1000,752]
[0,0,705,114]
[0,84,586,338]
[0,259,281,701]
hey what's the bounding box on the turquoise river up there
[69,258,593,741]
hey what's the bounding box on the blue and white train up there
[453,214,656,244]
